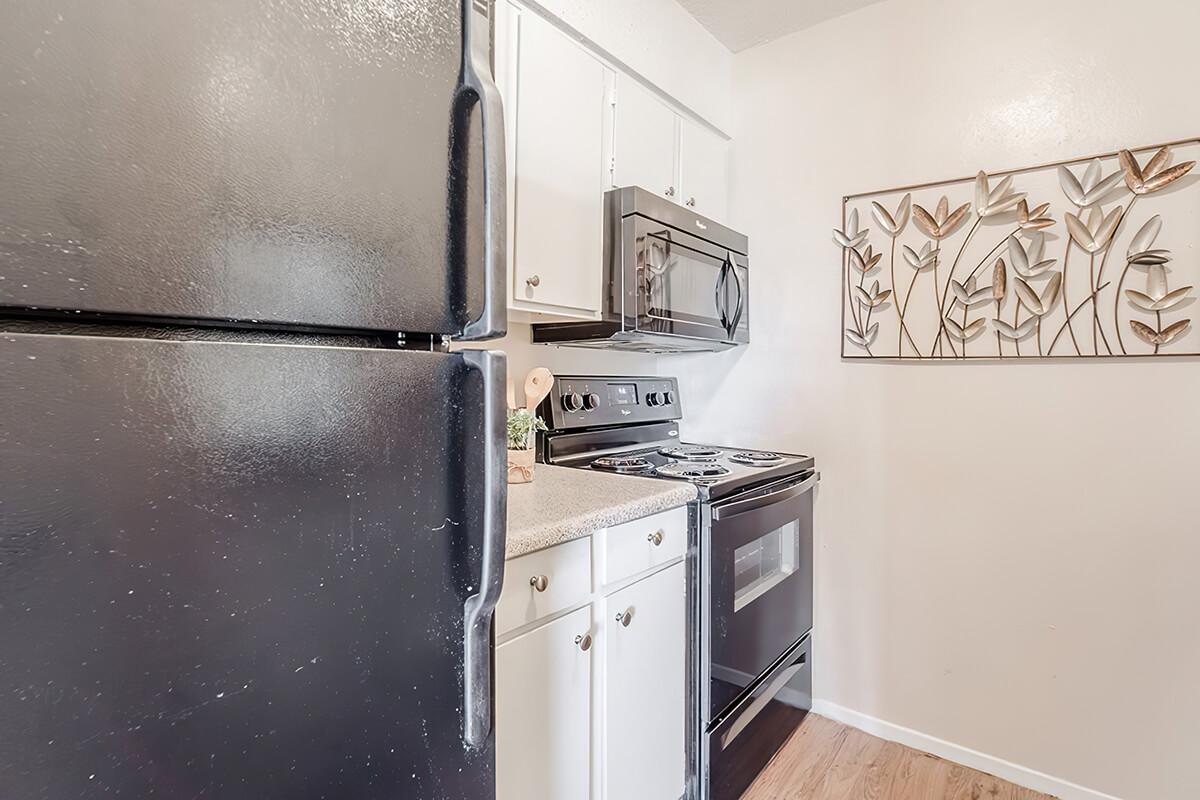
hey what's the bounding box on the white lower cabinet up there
[602,562,687,800]
[496,605,593,800]
[496,509,688,800]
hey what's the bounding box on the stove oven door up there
[704,472,816,722]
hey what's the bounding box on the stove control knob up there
[582,392,600,411]
[645,392,662,406]
[562,392,584,412]
[663,390,675,405]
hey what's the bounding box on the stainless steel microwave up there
[531,187,749,353]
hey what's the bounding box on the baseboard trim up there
[810,701,1124,800]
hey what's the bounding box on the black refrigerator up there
[0,2,507,798]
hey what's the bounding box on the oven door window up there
[733,522,799,613]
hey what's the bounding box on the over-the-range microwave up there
[532,186,749,353]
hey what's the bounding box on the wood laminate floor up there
[741,714,1056,800]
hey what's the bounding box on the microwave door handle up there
[727,255,745,336]
[713,260,730,329]
[459,0,507,341]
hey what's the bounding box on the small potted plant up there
[506,408,547,484]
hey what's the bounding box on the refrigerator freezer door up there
[0,1,505,338]
[0,333,506,799]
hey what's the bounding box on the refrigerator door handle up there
[461,349,508,749]
[459,0,508,342]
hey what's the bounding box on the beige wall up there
[671,1,1200,798]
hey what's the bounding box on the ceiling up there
[676,0,884,52]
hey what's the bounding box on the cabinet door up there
[496,605,593,800]
[611,74,679,199]
[603,562,687,800]
[509,9,607,313]
[679,119,730,222]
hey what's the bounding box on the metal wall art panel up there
[837,138,1200,359]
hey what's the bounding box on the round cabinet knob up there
[525,275,540,288]
[562,392,584,412]
[647,530,664,547]
[616,608,634,628]
[582,392,600,411]
[529,575,550,592]
[575,633,593,652]
[686,197,696,208]
[665,186,675,197]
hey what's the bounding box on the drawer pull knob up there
[616,608,634,628]
[529,575,550,592]
[686,197,696,207]
[647,530,664,546]
[665,186,676,197]
[525,274,540,288]
[575,633,593,652]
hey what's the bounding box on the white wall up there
[672,1,1200,798]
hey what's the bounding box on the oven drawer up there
[599,506,687,587]
[706,635,811,800]
[496,537,592,636]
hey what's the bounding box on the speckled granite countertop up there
[506,464,696,559]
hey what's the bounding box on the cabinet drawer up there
[497,537,592,636]
[600,506,687,587]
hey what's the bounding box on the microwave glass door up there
[640,230,728,335]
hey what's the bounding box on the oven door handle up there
[711,472,818,521]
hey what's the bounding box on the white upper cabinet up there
[602,561,687,800]
[610,73,679,200]
[498,3,609,317]
[679,118,730,222]
[611,76,730,223]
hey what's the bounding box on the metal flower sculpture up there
[951,275,993,307]
[1016,199,1054,231]
[833,208,870,249]
[1007,233,1056,277]
[837,139,1199,359]
[848,244,882,275]
[1119,147,1196,195]
[973,172,1026,218]
[1014,272,1063,317]
[870,194,911,237]
[845,322,878,349]
[1064,205,1123,254]
[1130,318,1191,349]
[912,196,971,240]
[1125,265,1192,312]
[1058,159,1125,207]
[902,242,939,270]
[855,280,892,309]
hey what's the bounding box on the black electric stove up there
[536,375,813,502]
[537,375,818,800]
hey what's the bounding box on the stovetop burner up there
[656,461,732,479]
[592,455,655,474]
[658,445,721,461]
[728,450,784,466]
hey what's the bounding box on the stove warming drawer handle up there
[711,472,818,521]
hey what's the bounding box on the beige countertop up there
[506,464,696,558]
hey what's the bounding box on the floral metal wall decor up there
[837,138,1200,359]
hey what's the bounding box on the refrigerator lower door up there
[0,333,505,799]
[0,0,505,338]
